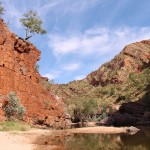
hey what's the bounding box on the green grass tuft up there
[0,121,30,131]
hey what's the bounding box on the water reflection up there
[34,127,150,150]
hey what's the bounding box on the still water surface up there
[35,127,150,150]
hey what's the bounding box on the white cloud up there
[37,0,65,17]
[62,63,80,71]
[75,75,86,80]
[48,35,80,56]
[43,71,61,80]
[57,0,101,14]
[40,0,101,15]
[3,0,101,26]
[33,0,99,16]
[3,0,63,29]
[3,2,22,29]
[48,26,150,57]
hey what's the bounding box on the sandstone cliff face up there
[0,19,66,128]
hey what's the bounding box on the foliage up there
[3,92,26,120]
[0,2,5,16]
[109,87,115,96]
[68,98,98,121]
[114,68,150,103]
[35,64,39,72]
[0,121,30,131]
[50,66,150,123]
[82,99,98,115]
[129,68,150,90]
[20,10,46,39]
[100,89,109,95]
[101,102,110,113]
[98,101,113,120]
[40,78,54,90]
[48,79,54,84]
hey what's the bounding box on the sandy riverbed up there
[0,126,127,150]
[0,129,57,150]
[66,126,127,134]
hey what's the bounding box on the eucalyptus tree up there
[20,10,46,40]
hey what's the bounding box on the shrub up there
[100,89,109,95]
[109,88,115,96]
[98,102,113,120]
[48,79,54,84]
[129,69,150,91]
[3,92,26,120]
[99,112,108,120]
[82,99,98,115]
[101,102,113,114]
[40,78,54,90]
[68,98,98,122]
[35,64,39,72]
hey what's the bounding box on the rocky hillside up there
[51,39,150,126]
[87,40,150,86]
[0,19,66,128]
[0,17,149,127]
[51,40,150,102]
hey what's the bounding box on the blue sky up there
[2,0,150,83]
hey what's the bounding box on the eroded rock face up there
[86,40,150,86]
[0,19,66,128]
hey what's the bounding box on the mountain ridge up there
[50,39,150,125]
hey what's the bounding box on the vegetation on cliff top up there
[20,10,46,40]
[0,2,46,40]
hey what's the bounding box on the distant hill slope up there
[87,40,150,86]
[50,40,150,125]
[51,40,150,103]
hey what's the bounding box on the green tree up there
[129,68,150,90]
[68,98,98,122]
[0,2,5,16]
[20,10,46,40]
[3,92,26,120]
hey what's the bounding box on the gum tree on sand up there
[20,10,46,40]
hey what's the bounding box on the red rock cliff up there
[0,19,66,128]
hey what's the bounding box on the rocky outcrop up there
[104,99,150,127]
[86,40,150,86]
[0,19,66,128]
